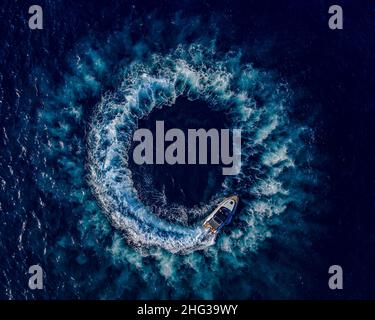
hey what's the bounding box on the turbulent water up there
[0,1,340,299]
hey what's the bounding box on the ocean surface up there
[0,0,374,299]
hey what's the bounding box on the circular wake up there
[87,44,307,253]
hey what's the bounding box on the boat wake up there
[84,39,312,253]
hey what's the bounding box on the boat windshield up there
[213,207,230,224]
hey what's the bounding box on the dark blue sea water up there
[0,0,374,299]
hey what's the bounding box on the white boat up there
[203,196,239,234]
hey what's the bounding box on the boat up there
[203,196,239,234]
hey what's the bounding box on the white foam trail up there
[86,44,305,253]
